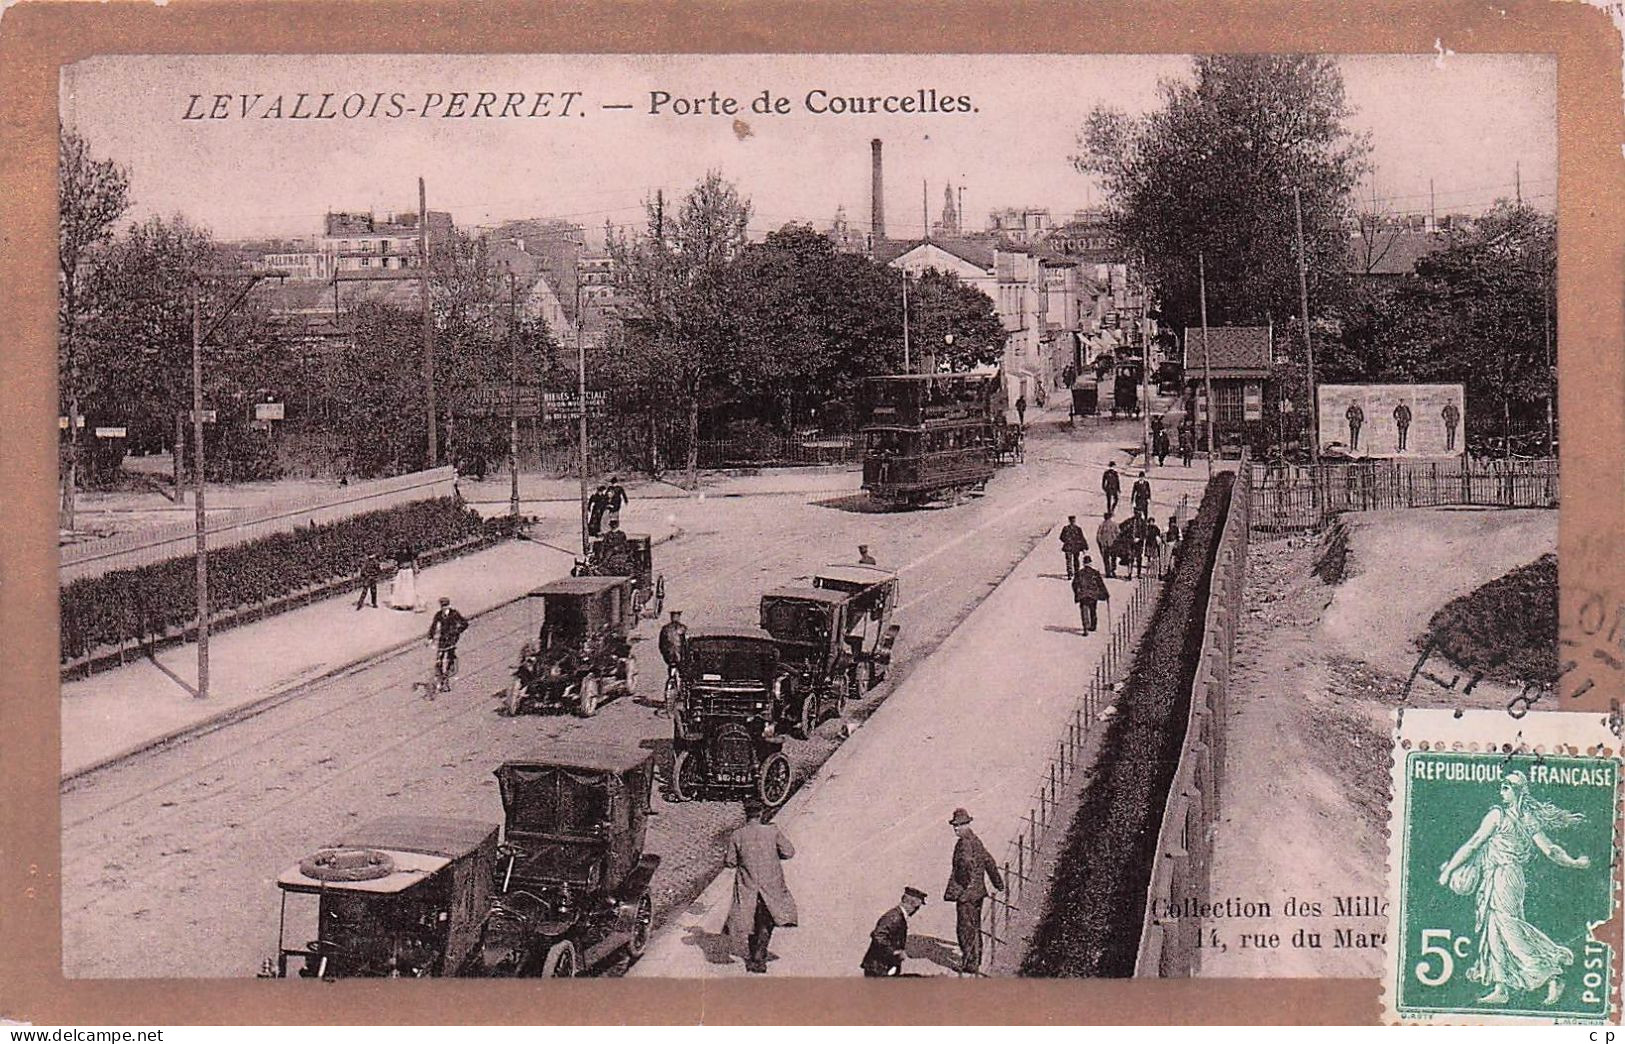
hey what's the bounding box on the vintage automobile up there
[506,576,638,718]
[574,532,665,621]
[484,743,661,977]
[759,584,868,732]
[668,626,795,808]
[810,564,902,691]
[262,815,500,979]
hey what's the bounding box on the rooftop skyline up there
[62,53,1556,245]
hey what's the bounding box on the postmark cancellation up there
[1385,708,1621,1024]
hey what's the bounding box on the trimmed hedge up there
[60,497,504,665]
[1020,470,1234,977]
[1422,552,1558,686]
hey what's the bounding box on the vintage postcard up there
[3,0,1622,1027]
[1386,708,1619,1024]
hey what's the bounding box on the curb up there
[60,527,682,786]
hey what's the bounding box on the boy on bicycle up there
[427,596,469,691]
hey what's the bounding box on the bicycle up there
[414,642,459,698]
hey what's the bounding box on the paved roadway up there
[60,418,1140,977]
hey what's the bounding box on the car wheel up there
[626,894,653,961]
[796,695,815,741]
[504,680,522,717]
[757,752,792,809]
[576,676,601,718]
[671,749,700,802]
[865,660,879,691]
[622,653,638,696]
[541,940,578,978]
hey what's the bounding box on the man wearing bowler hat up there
[944,808,1004,976]
[724,796,798,974]
[861,886,927,977]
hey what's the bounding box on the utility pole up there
[419,177,437,469]
[1198,252,1214,480]
[922,180,929,241]
[576,280,590,555]
[184,268,286,700]
[1515,162,1522,206]
[1293,188,1321,468]
[190,285,209,700]
[1429,178,1436,232]
[508,272,521,524]
[957,186,965,234]
[902,276,911,372]
[1137,258,1151,468]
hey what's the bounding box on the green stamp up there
[1392,746,1618,1022]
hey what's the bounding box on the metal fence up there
[979,495,1191,973]
[1133,467,1252,977]
[1248,457,1559,535]
[59,467,458,582]
[694,434,861,469]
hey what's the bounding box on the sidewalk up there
[457,465,860,513]
[630,516,1150,978]
[60,518,676,780]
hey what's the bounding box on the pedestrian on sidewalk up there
[1153,425,1171,467]
[604,475,628,528]
[1143,520,1163,578]
[1058,516,1088,578]
[388,546,419,611]
[1101,462,1121,515]
[1163,515,1182,579]
[587,484,609,538]
[944,808,1004,976]
[1131,470,1152,520]
[1179,425,1194,468]
[724,796,798,974]
[1096,510,1121,579]
[1015,394,1027,428]
[355,554,382,610]
[861,887,927,977]
[1072,555,1109,634]
[858,544,877,565]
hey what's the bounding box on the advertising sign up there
[94,426,128,438]
[254,401,285,421]
[543,390,610,421]
[1316,383,1466,458]
[452,383,543,418]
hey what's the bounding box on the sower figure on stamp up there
[1059,515,1088,579]
[944,808,1003,976]
[1436,771,1590,1006]
[860,887,926,977]
[724,796,798,974]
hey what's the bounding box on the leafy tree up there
[609,171,753,485]
[904,267,1005,372]
[58,129,130,517]
[1074,55,1369,344]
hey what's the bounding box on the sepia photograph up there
[50,48,1573,996]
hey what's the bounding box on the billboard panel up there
[1316,383,1466,458]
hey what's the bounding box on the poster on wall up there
[1316,383,1466,458]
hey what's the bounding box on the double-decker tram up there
[860,372,1002,506]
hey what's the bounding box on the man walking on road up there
[1096,510,1121,579]
[1131,470,1152,520]
[587,484,609,538]
[861,887,927,977]
[355,554,382,610]
[724,797,798,974]
[944,808,1004,976]
[858,544,877,565]
[604,475,629,528]
[658,609,689,715]
[1101,462,1121,515]
[1153,425,1171,467]
[1179,424,1194,467]
[1072,554,1109,634]
[1015,394,1027,428]
[1059,515,1088,579]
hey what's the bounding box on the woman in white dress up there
[388,548,419,611]
[1437,771,1590,1006]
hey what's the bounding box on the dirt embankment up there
[1200,507,1557,977]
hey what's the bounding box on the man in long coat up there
[724,797,798,973]
[860,887,926,977]
[1058,515,1088,579]
[1096,510,1121,579]
[1071,554,1109,634]
[944,808,1004,976]
[1101,462,1121,515]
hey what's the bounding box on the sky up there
[61,53,1557,245]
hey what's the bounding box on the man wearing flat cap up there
[724,796,798,974]
[944,808,1004,976]
[861,887,926,977]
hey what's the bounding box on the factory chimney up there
[870,139,886,243]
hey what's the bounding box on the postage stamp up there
[1386,708,1621,1024]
